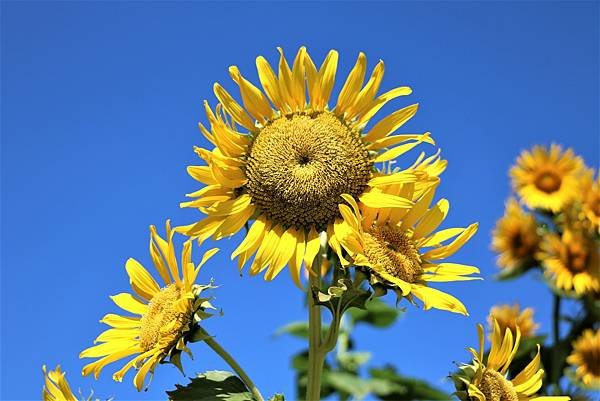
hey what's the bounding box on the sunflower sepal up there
[312,278,373,316]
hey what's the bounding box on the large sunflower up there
[80,221,218,390]
[488,303,539,339]
[42,366,81,401]
[510,144,584,212]
[178,47,435,284]
[537,228,599,295]
[453,320,570,401]
[566,328,600,389]
[491,198,541,271]
[332,175,479,315]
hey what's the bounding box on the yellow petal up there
[356,86,412,126]
[410,284,468,315]
[256,55,285,110]
[265,227,296,280]
[336,52,366,115]
[228,65,273,123]
[413,199,449,239]
[363,103,419,142]
[422,223,478,260]
[213,83,255,131]
[125,258,160,301]
[110,293,148,316]
[368,172,418,187]
[374,133,431,163]
[359,191,414,209]
[303,227,321,270]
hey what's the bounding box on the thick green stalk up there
[306,253,324,401]
[199,327,265,401]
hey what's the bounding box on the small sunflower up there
[567,328,600,389]
[43,365,85,401]
[488,304,539,339]
[579,168,600,232]
[80,221,218,391]
[453,320,570,401]
[178,47,435,285]
[510,144,584,213]
[333,177,479,315]
[537,228,599,295]
[491,198,541,271]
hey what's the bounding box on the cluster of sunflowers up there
[42,48,586,401]
[488,145,600,395]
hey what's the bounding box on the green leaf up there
[348,298,401,328]
[325,371,372,400]
[167,371,256,401]
[267,394,284,401]
[337,351,372,371]
[275,321,329,340]
[370,366,451,401]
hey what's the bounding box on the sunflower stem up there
[199,327,265,401]
[306,248,324,401]
[550,293,561,386]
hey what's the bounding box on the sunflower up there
[537,228,599,295]
[488,304,539,339]
[491,198,541,271]
[579,168,600,232]
[43,365,84,401]
[510,144,584,213]
[452,319,570,401]
[80,221,218,391]
[178,47,435,285]
[333,176,479,315]
[567,329,600,389]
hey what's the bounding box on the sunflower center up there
[566,240,589,273]
[510,230,536,258]
[245,112,372,230]
[478,369,519,401]
[534,171,561,193]
[363,224,422,283]
[582,348,600,376]
[139,285,191,352]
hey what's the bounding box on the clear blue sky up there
[1,1,598,400]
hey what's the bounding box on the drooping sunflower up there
[537,228,599,295]
[491,198,541,271]
[510,144,584,213]
[453,320,570,401]
[80,221,218,391]
[178,47,435,285]
[488,303,539,339]
[567,328,600,389]
[333,176,479,315]
[42,365,84,401]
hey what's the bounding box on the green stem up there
[306,252,324,401]
[200,327,265,401]
[550,294,561,387]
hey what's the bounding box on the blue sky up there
[1,1,598,400]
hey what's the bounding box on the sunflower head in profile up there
[578,168,600,232]
[537,227,599,296]
[43,365,89,401]
[178,47,435,285]
[491,198,540,272]
[452,320,570,401]
[567,328,600,389]
[333,171,479,315]
[80,221,218,391]
[488,303,539,339]
[510,144,584,213]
